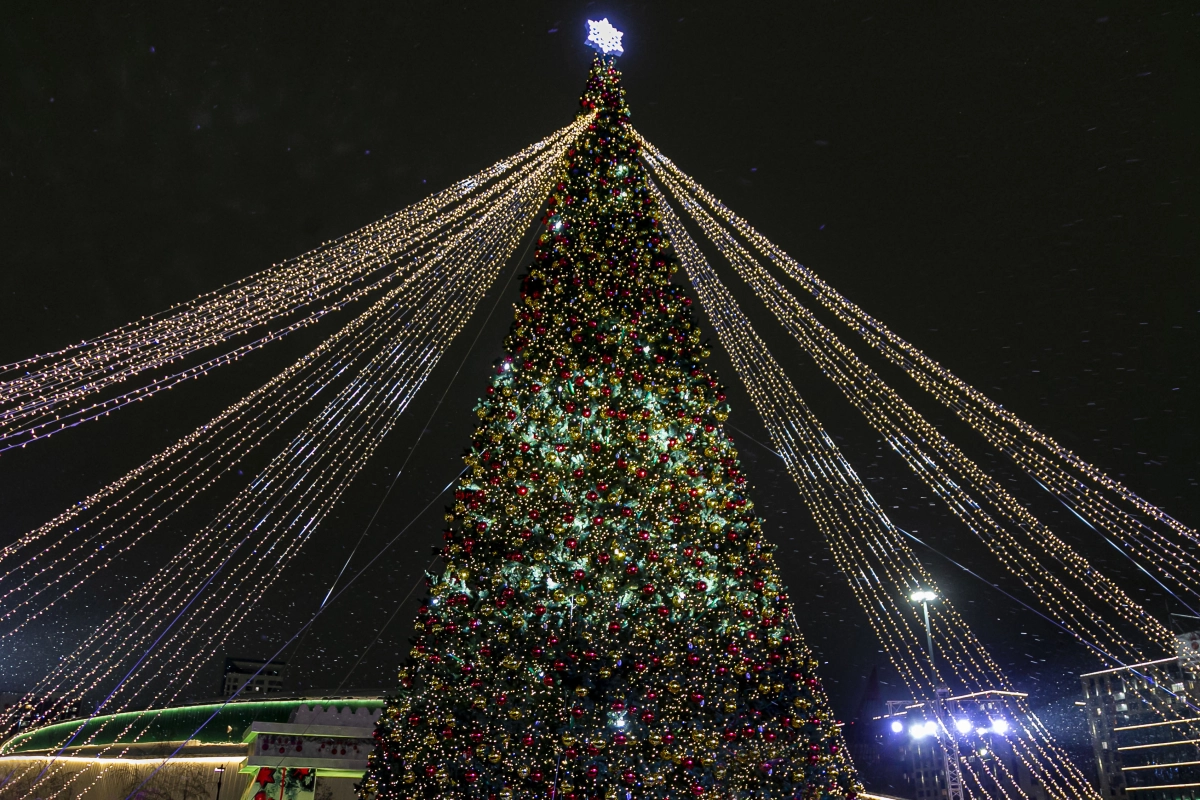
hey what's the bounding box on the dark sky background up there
[1,0,1197,763]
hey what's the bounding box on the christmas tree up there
[362,57,860,800]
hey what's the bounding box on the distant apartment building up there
[222,657,286,698]
[1082,637,1200,800]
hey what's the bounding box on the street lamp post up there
[214,766,225,800]
[909,589,964,800]
[910,590,937,664]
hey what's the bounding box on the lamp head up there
[910,590,938,603]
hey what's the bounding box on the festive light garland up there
[0,125,578,453]
[5,120,585,800]
[641,141,1200,777]
[0,138,571,640]
[642,154,1175,666]
[650,181,1098,800]
[636,144,1200,610]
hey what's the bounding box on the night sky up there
[1,0,1197,761]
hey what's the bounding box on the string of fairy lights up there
[648,180,1100,800]
[3,143,571,800]
[0,130,575,637]
[635,143,1200,613]
[640,145,1176,666]
[637,137,1200,765]
[3,118,587,800]
[0,125,577,453]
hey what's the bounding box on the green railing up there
[0,698,382,755]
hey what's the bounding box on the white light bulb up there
[891,720,903,733]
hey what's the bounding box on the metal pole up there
[921,600,935,664]
[214,766,225,800]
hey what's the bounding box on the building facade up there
[1082,653,1200,800]
[222,657,288,698]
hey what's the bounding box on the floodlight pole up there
[920,597,935,664]
[910,590,964,800]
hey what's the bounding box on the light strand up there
[0,140,570,638]
[0,125,578,452]
[651,181,1098,800]
[8,119,584,800]
[644,153,1175,664]
[637,141,1200,608]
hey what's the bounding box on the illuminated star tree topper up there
[585,18,624,55]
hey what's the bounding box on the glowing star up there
[585,18,624,55]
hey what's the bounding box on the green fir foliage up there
[362,57,860,800]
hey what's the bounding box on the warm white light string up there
[0,139,569,636]
[643,140,1200,775]
[51,159,562,800]
[5,136,566,734]
[644,158,1175,665]
[650,182,1098,800]
[0,125,578,452]
[0,125,561,394]
[641,141,1200,784]
[636,138,1200,607]
[0,145,558,455]
[8,119,584,800]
